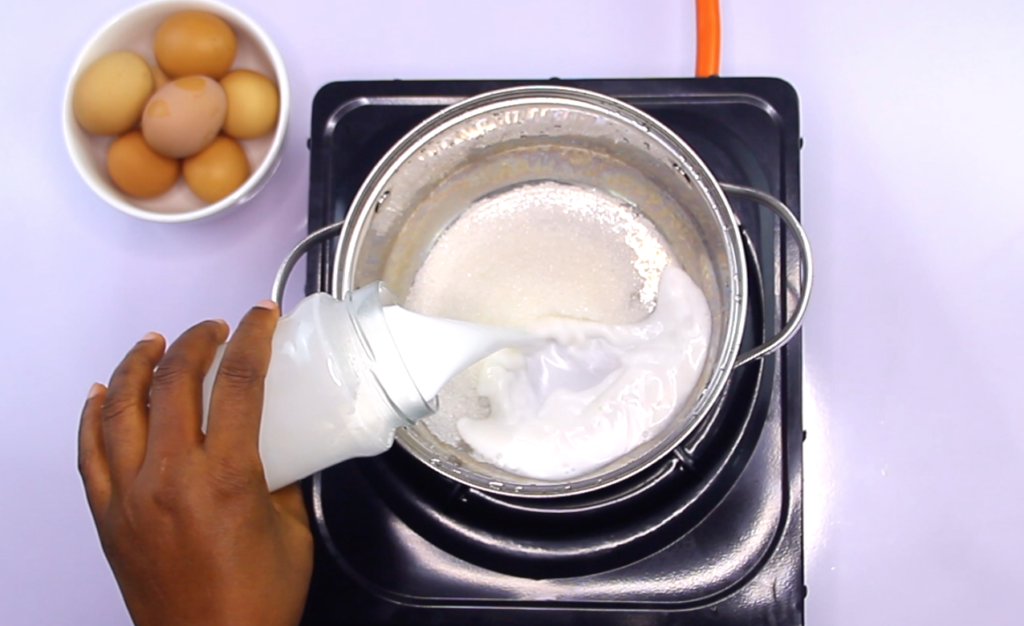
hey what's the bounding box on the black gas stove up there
[300,77,804,626]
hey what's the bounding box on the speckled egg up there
[141,76,226,159]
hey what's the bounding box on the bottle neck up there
[344,282,437,426]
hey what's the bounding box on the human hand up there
[78,302,313,626]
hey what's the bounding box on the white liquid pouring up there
[202,288,535,491]
[382,267,712,483]
[381,305,538,401]
[458,266,711,480]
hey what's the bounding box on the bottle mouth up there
[344,282,438,425]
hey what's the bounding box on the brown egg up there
[73,51,153,135]
[154,11,237,79]
[141,76,227,158]
[107,130,180,198]
[220,70,279,139]
[183,135,250,202]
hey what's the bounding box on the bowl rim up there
[62,0,291,223]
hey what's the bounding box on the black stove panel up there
[301,78,803,626]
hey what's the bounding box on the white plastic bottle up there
[202,282,531,491]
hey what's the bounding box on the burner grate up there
[301,77,804,626]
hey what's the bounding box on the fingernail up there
[255,299,278,311]
[87,382,104,400]
[141,331,162,343]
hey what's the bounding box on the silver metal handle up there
[270,221,345,306]
[721,183,814,368]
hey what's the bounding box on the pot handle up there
[270,221,346,306]
[720,183,814,368]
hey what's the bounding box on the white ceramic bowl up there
[63,0,290,223]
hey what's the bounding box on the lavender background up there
[2,0,1022,624]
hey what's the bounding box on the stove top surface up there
[301,77,804,626]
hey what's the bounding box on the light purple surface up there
[2,0,1023,624]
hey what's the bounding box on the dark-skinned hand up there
[78,301,313,626]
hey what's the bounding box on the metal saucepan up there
[278,85,812,498]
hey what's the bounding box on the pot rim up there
[332,85,749,498]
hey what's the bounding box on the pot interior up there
[337,87,746,497]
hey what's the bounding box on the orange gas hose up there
[695,0,721,77]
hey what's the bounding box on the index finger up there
[204,301,279,457]
[101,334,166,489]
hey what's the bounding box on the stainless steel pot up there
[277,85,812,498]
